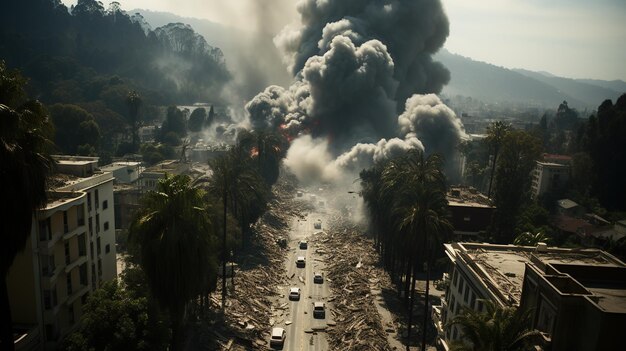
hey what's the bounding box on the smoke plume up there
[245,0,466,186]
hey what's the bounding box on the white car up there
[270,327,286,347]
[296,256,306,268]
[313,272,323,284]
[289,287,301,301]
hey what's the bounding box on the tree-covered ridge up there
[0,0,230,105]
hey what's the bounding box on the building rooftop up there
[100,162,141,172]
[446,242,625,306]
[447,186,494,208]
[536,161,569,168]
[557,199,580,209]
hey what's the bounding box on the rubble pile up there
[208,178,306,350]
[313,217,395,351]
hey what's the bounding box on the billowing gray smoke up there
[245,0,466,185]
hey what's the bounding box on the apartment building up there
[433,242,626,351]
[530,161,570,199]
[7,156,117,350]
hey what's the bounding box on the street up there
[272,191,332,350]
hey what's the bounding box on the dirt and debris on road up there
[310,216,399,351]
[204,179,313,350]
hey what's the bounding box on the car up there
[299,240,308,249]
[313,302,325,318]
[313,272,323,284]
[296,256,306,268]
[296,191,303,197]
[289,287,301,300]
[313,220,322,229]
[270,327,286,347]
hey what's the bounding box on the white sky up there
[61,0,626,81]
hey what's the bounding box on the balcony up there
[38,231,62,252]
[62,224,87,241]
[66,285,90,306]
[64,256,88,274]
[41,265,63,286]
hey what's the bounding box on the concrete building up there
[555,199,584,217]
[447,186,495,240]
[531,161,570,199]
[100,161,141,184]
[434,242,626,351]
[7,156,117,350]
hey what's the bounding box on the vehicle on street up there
[289,287,301,300]
[314,220,322,229]
[270,327,286,346]
[313,302,325,318]
[297,191,303,197]
[299,240,308,249]
[296,256,306,267]
[313,272,323,284]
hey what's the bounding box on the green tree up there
[187,107,206,132]
[61,280,169,351]
[237,130,286,186]
[382,151,452,350]
[485,121,512,198]
[160,106,186,140]
[126,90,142,152]
[449,300,540,351]
[129,175,217,350]
[490,130,542,243]
[513,231,551,246]
[0,62,54,351]
[49,104,101,154]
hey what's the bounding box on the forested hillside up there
[0,0,230,158]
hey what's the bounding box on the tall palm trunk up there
[1,268,15,351]
[221,179,227,309]
[406,257,418,351]
[421,243,431,351]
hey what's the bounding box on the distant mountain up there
[434,50,623,109]
[513,68,623,108]
[575,78,626,94]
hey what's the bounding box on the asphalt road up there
[272,192,332,350]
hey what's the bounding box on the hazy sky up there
[62,0,626,81]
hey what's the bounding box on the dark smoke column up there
[276,0,451,110]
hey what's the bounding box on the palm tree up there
[513,231,551,246]
[129,174,217,350]
[237,130,286,186]
[208,145,268,307]
[126,90,142,152]
[485,121,512,198]
[1,62,54,351]
[449,300,540,351]
[382,150,452,350]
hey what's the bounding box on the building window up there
[90,242,94,258]
[81,293,89,306]
[452,269,458,287]
[477,300,484,312]
[39,218,52,241]
[464,285,470,303]
[68,305,75,324]
[97,237,101,255]
[96,214,100,233]
[79,263,88,286]
[77,204,85,226]
[452,326,458,340]
[104,222,109,231]
[450,296,456,313]
[78,233,86,256]
[42,255,55,276]
[88,217,93,237]
[105,244,111,254]
[45,324,55,341]
[95,189,99,209]
[64,241,70,265]
[63,211,69,233]
[98,259,102,277]
[103,200,108,210]
[66,273,73,296]
[87,192,92,212]
[43,290,52,309]
[91,264,96,289]
[458,277,465,294]
[470,292,477,309]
